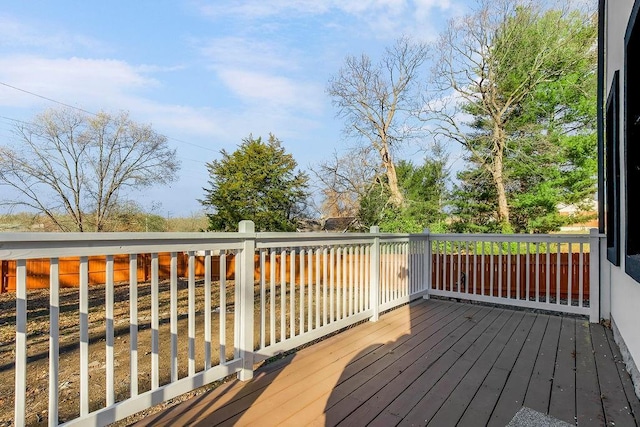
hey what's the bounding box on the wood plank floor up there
[133,299,640,426]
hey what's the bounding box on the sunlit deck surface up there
[134,299,640,426]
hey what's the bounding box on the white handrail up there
[0,224,602,427]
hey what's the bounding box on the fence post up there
[589,228,600,323]
[423,228,431,299]
[238,220,256,381]
[370,226,380,322]
[0,260,7,293]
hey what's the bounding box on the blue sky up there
[0,0,469,217]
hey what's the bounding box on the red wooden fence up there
[0,252,590,301]
[430,253,589,300]
[0,253,236,292]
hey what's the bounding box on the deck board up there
[575,319,605,425]
[487,313,548,427]
[548,317,577,423]
[133,299,640,427]
[323,303,482,423]
[523,314,561,415]
[592,323,638,426]
[355,307,497,425]
[455,311,537,427]
[382,306,496,422]
[398,309,514,426]
[427,310,525,426]
[606,327,640,424]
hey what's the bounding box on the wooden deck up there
[133,299,640,426]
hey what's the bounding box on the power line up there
[0,81,96,115]
[0,115,211,165]
[0,115,33,127]
[0,81,219,153]
[0,114,217,161]
[166,136,217,152]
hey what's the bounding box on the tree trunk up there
[379,143,404,207]
[493,166,510,228]
[386,161,404,207]
[492,124,511,231]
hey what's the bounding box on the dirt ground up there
[0,278,277,426]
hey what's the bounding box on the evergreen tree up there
[450,164,500,233]
[431,2,597,233]
[358,146,450,233]
[201,135,309,232]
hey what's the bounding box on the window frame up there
[606,70,621,266]
[624,0,640,281]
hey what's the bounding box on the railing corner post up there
[589,227,601,324]
[423,228,431,300]
[370,226,380,322]
[238,220,256,380]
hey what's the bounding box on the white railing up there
[427,229,600,322]
[0,223,601,426]
[2,230,251,427]
[252,226,429,363]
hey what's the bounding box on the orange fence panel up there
[431,253,590,301]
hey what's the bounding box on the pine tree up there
[200,135,309,232]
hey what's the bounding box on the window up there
[606,70,620,266]
[625,1,640,281]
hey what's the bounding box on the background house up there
[557,199,599,232]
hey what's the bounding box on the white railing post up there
[238,220,256,381]
[423,228,431,299]
[49,258,60,427]
[599,232,611,320]
[589,228,601,323]
[15,259,26,427]
[370,226,380,322]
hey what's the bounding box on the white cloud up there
[0,55,158,109]
[415,0,454,21]
[0,50,324,151]
[337,0,405,15]
[0,54,228,144]
[196,0,457,40]
[0,3,471,216]
[198,36,325,115]
[136,64,187,74]
[0,15,106,54]
[125,100,223,137]
[200,37,299,71]
[197,1,331,19]
[216,68,323,113]
[197,0,451,19]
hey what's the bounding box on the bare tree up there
[423,0,593,231]
[312,147,381,219]
[0,108,180,231]
[327,36,430,207]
